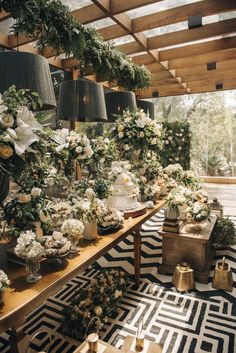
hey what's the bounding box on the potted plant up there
[212,217,236,249]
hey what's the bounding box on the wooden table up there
[0,200,165,351]
[158,215,217,283]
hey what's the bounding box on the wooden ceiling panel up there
[110,0,162,14]
[132,0,236,33]
[176,59,236,77]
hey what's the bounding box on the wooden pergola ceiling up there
[0,0,236,98]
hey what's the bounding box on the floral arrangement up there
[191,189,208,204]
[73,197,104,223]
[185,201,210,222]
[136,154,162,181]
[110,109,164,159]
[163,163,183,181]
[181,170,202,190]
[61,219,84,238]
[97,207,124,228]
[3,187,52,238]
[61,268,129,339]
[0,270,10,291]
[67,131,93,161]
[0,85,42,178]
[51,201,73,223]
[14,230,44,259]
[87,136,118,173]
[165,187,187,209]
[43,231,71,256]
[161,121,191,170]
[137,176,161,201]
[73,176,112,200]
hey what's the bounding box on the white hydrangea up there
[14,230,44,259]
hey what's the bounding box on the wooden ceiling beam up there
[148,18,236,50]
[176,59,236,77]
[168,48,236,69]
[160,36,236,62]
[188,78,236,89]
[182,69,236,83]
[110,0,163,15]
[132,0,236,33]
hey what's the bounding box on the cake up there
[44,231,71,256]
[107,161,140,211]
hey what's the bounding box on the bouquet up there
[0,270,10,291]
[14,230,44,259]
[73,197,104,223]
[98,207,124,229]
[61,219,84,237]
[110,109,164,159]
[163,163,183,182]
[186,201,210,222]
[61,268,129,339]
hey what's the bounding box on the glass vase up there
[25,257,42,283]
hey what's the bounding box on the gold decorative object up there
[85,317,100,353]
[209,197,223,217]
[136,317,144,352]
[212,257,233,292]
[172,262,195,292]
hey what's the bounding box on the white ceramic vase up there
[83,220,98,240]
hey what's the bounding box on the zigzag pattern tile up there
[0,210,235,353]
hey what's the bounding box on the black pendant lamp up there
[105,91,137,122]
[137,100,155,119]
[0,51,56,110]
[57,79,107,128]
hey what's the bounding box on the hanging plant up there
[0,0,151,90]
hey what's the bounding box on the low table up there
[158,215,217,283]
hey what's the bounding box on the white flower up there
[85,188,95,201]
[114,289,122,299]
[118,125,124,132]
[0,104,8,114]
[31,187,42,197]
[14,230,44,259]
[151,138,157,145]
[118,132,124,139]
[0,270,10,289]
[76,146,83,153]
[104,138,110,143]
[6,126,39,155]
[17,193,31,203]
[39,210,51,223]
[0,113,14,128]
[165,140,169,144]
[17,106,42,130]
[140,131,145,138]
[61,219,84,237]
[94,306,103,316]
[178,146,182,151]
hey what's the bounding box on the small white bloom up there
[140,131,145,138]
[118,125,124,132]
[94,306,103,316]
[31,187,42,197]
[0,113,14,128]
[85,188,95,201]
[118,132,124,139]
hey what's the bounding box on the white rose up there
[178,146,182,151]
[17,193,31,203]
[118,125,124,132]
[165,140,169,144]
[94,306,103,316]
[0,113,14,128]
[118,132,124,138]
[104,138,110,143]
[140,131,145,138]
[39,210,51,223]
[151,138,157,145]
[124,144,130,150]
[31,187,42,197]
[76,146,83,154]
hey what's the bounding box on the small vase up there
[164,206,180,220]
[83,220,98,240]
[25,257,42,283]
[69,234,80,253]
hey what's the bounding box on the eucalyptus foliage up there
[0,0,151,90]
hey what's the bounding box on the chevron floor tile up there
[0,210,235,353]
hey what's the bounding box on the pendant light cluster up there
[0,51,155,124]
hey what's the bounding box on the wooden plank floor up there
[204,183,236,216]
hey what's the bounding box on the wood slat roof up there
[0,0,236,98]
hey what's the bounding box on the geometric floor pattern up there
[0,210,235,353]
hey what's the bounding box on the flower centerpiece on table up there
[163,163,183,183]
[137,176,161,202]
[97,207,124,234]
[51,200,73,228]
[14,230,44,282]
[0,85,43,183]
[3,186,52,240]
[61,219,84,252]
[109,109,164,160]
[61,268,129,339]
[0,269,10,300]
[185,201,210,223]
[165,187,188,220]
[181,170,202,190]
[73,190,104,240]
[72,176,112,201]
[86,136,118,175]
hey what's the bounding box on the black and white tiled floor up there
[1,206,236,353]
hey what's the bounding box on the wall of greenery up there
[0,0,151,90]
[161,121,191,170]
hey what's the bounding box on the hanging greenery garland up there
[0,0,151,90]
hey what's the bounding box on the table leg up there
[133,227,141,286]
[9,328,19,353]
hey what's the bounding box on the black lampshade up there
[0,51,56,110]
[57,79,107,123]
[105,91,137,121]
[137,100,155,119]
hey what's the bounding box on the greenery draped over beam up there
[0,0,151,90]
